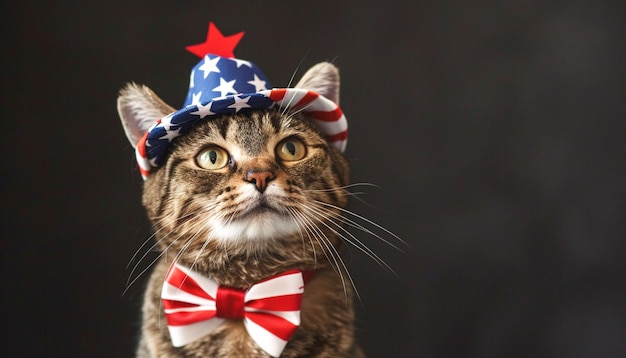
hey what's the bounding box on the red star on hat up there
[185,22,244,59]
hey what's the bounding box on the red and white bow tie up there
[161,262,311,357]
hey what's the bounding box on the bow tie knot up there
[161,262,311,357]
[215,286,246,319]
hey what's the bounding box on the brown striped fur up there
[118,63,365,357]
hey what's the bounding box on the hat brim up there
[136,88,347,178]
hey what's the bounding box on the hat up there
[136,22,347,179]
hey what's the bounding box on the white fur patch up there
[208,184,300,243]
[211,214,299,242]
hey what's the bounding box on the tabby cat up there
[117,62,368,357]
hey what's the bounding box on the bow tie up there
[161,262,312,357]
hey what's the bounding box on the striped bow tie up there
[161,262,311,357]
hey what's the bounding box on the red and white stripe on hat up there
[266,88,348,152]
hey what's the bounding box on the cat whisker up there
[313,201,405,253]
[280,50,311,117]
[286,207,318,265]
[302,202,397,276]
[126,232,162,275]
[160,209,229,292]
[278,87,324,120]
[123,230,194,296]
[290,206,358,304]
[125,221,185,289]
[305,183,393,211]
[160,235,205,294]
[314,200,408,249]
[125,214,187,269]
[122,251,164,297]
[304,183,380,201]
[281,92,314,118]
[187,220,217,275]
[123,207,216,295]
[283,99,319,121]
[286,50,310,89]
[304,182,380,193]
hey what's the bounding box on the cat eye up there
[196,146,230,170]
[276,138,307,161]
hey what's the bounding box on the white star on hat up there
[160,114,175,130]
[247,74,267,91]
[198,56,221,79]
[213,78,238,97]
[228,95,251,112]
[159,127,183,142]
[191,102,216,119]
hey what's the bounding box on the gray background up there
[2,1,625,357]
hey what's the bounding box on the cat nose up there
[245,170,275,193]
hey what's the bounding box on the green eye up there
[277,138,306,161]
[196,146,230,170]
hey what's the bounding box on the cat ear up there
[117,83,176,147]
[294,62,340,104]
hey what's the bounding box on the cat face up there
[118,62,360,270]
[142,109,349,258]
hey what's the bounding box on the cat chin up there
[210,213,299,243]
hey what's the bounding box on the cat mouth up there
[215,199,298,241]
[238,199,283,219]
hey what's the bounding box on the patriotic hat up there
[136,22,348,179]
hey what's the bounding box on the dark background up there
[2,1,625,357]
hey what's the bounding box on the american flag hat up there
[135,23,347,179]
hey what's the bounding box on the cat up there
[117,62,369,357]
